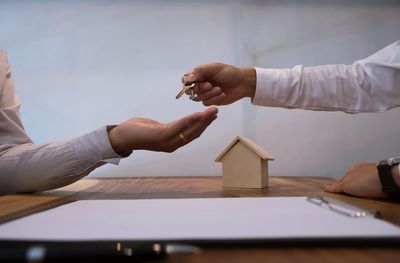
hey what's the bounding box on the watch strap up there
[377,163,400,198]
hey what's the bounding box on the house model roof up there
[215,136,274,162]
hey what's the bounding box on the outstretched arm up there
[0,51,218,194]
[0,108,217,194]
[185,41,400,113]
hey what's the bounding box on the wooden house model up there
[215,136,274,189]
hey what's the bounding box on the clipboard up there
[0,197,399,245]
[306,196,381,218]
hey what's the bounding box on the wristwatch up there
[377,157,400,198]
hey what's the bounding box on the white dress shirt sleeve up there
[253,41,400,113]
[0,51,124,194]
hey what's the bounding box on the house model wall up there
[215,136,274,189]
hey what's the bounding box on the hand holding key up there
[181,63,256,106]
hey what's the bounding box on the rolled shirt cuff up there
[72,126,125,166]
[252,67,290,107]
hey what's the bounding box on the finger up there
[166,107,219,138]
[335,176,346,184]
[195,86,223,102]
[202,106,219,116]
[173,107,218,140]
[186,82,214,95]
[166,114,202,138]
[203,93,226,106]
[195,82,213,94]
[171,116,218,148]
[324,181,344,193]
[171,108,218,147]
[184,108,218,137]
[184,63,225,83]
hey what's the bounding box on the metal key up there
[176,82,196,99]
[189,88,195,100]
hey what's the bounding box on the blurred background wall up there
[1,0,399,178]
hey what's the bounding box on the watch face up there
[388,157,400,166]
[378,159,389,166]
[378,157,400,166]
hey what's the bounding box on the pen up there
[0,241,202,262]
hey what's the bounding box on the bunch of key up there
[176,81,196,100]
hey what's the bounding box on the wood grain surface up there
[0,176,399,263]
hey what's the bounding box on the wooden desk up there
[1,176,400,263]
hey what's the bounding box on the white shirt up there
[0,51,122,194]
[253,41,400,113]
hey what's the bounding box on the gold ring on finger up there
[179,132,188,142]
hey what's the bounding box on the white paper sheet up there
[0,197,399,241]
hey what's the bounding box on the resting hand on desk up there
[108,107,218,155]
[324,163,400,199]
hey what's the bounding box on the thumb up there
[166,107,218,136]
[324,181,344,193]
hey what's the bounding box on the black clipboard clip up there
[306,196,382,218]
